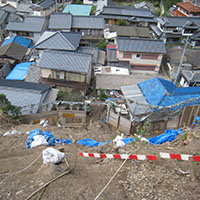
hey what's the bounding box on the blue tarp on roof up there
[6,62,33,80]
[1,36,31,48]
[62,4,92,15]
[138,77,200,110]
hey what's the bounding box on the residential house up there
[180,70,200,87]
[48,13,72,32]
[33,31,82,59]
[6,16,47,44]
[0,4,19,41]
[31,0,56,17]
[165,47,200,81]
[152,16,200,43]
[0,35,31,78]
[95,0,117,16]
[117,77,200,133]
[134,1,154,12]
[114,37,166,72]
[98,6,156,27]
[62,4,92,16]
[78,46,105,65]
[171,1,200,17]
[38,50,92,95]
[72,15,104,46]
[104,25,151,40]
[0,79,57,114]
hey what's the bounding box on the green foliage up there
[91,5,96,15]
[97,39,108,50]
[115,19,128,26]
[57,90,65,101]
[0,94,21,119]
[99,88,108,101]
[155,8,161,16]
[74,0,82,4]
[182,133,187,141]
[154,1,160,7]
[135,119,151,136]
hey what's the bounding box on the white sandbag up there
[31,135,49,148]
[40,119,45,125]
[42,147,65,164]
[113,134,125,147]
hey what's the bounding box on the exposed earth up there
[0,113,200,200]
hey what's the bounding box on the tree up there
[97,39,108,50]
[115,19,128,26]
[0,94,21,118]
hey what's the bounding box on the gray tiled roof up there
[78,47,99,64]
[49,13,72,30]
[101,6,154,17]
[35,31,81,51]
[165,16,200,28]
[25,63,40,83]
[38,51,92,73]
[117,38,166,54]
[38,0,55,9]
[72,16,104,29]
[6,16,46,32]
[182,70,200,82]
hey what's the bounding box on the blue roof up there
[6,62,33,80]
[62,4,92,16]
[138,77,200,110]
[1,36,31,48]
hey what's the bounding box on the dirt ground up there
[0,115,200,200]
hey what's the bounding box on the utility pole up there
[174,35,190,85]
[56,0,58,12]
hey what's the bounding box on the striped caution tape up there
[160,152,200,162]
[79,152,157,160]
[79,152,200,162]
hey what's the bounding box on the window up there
[136,54,141,58]
[123,52,132,59]
[56,71,60,79]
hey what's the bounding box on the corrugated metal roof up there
[117,38,166,54]
[6,62,32,80]
[49,13,72,30]
[38,51,92,73]
[121,84,151,116]
[6,16,46,32]
[107,48,117,62]
[63,4,92,16]
[72,16,104,29]
[35,31,81,51]
[38,0,55,9]
[0,10,8,24]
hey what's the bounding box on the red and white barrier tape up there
[79,152,200,162]
[160,152,200,162]
[79,152,157,160]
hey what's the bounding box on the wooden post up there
[189,157,196,182]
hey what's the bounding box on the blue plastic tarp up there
[56,138,71,145]
[148,129,182,145]
[123,138,135,144]
[1,36,31,48]
[77,138,99,147]
[6,62,33,80]
[26,129,55,149]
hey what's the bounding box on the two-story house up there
[6,16,47,44]
[98,5,156,27]
[72,15,104,46]
[38,50,92,95]
[115,37,166,72]
[171,1,200,17]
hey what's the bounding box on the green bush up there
[99,88,108,101]
[97,39,108,50]
[0,94,21,119]
[115,19,128,26]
